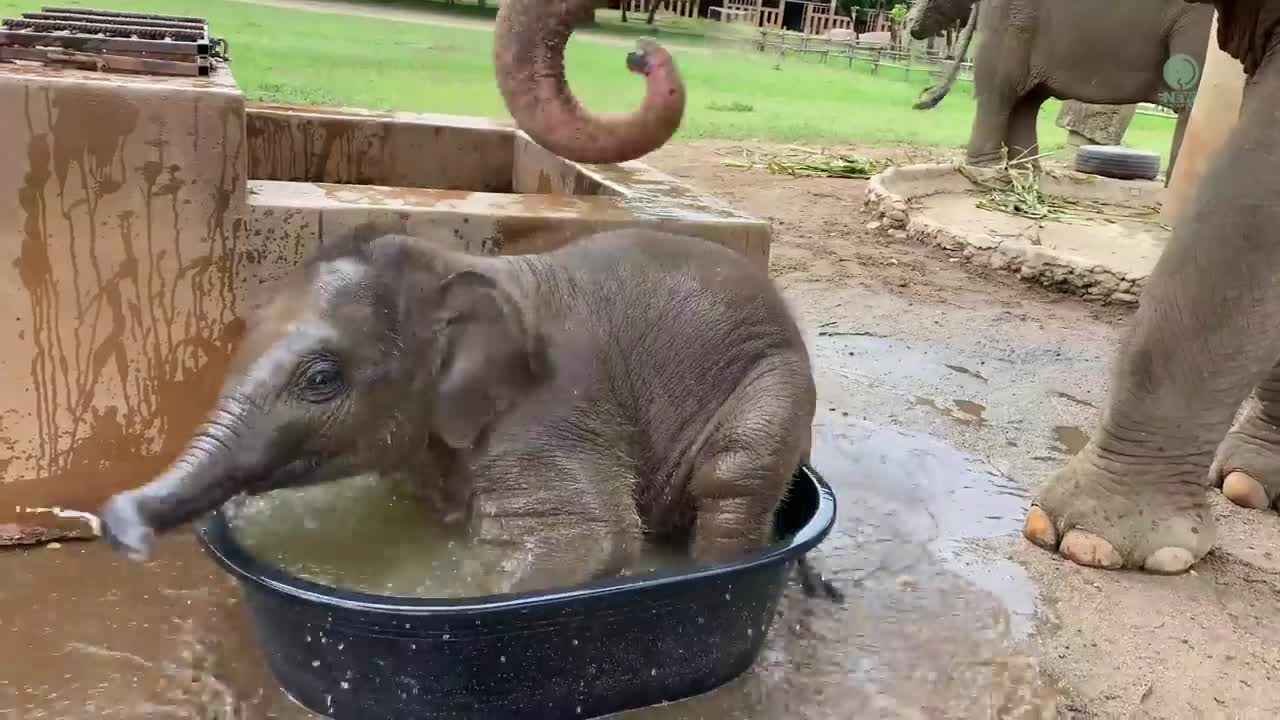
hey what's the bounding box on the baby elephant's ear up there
[432,270,550,449]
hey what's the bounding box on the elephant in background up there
[907,0,1213,183]
[494,0,686,164]
[97,227,818,596]
[1022,0,1280,575]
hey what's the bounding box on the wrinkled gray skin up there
[1023,0,1280,575]
[909,0,1212,183]
[99,228,818,596]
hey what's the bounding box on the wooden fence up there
[718,3,898,37]
[803,5,851,36]
[627,0,697,19]
[756,29,974,79]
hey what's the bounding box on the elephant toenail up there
[1059,529,1123,569]
[1222,471,1270,510]
[1143,547,1196,575]
[1022,506,1058,550]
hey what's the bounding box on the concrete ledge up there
[249,179,774,270]
[245,104,773,269]
[865,163,1170,305]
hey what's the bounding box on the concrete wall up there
[246,106,518,192]
[0,65,266,539]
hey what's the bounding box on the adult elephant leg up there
[1164,6,1212,185]
[1211,361,1280,510]
[1166,110,1191,187]
[1023,53,1280,574]
[1005,91,1046,165]
[964,5,1018,166]
[967,91,1017,165]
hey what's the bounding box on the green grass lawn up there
[0,0,1175,162]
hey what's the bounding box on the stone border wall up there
[864,164,1165,305]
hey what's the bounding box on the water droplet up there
[500,655,507,663]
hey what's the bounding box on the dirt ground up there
[645,141,1280,718]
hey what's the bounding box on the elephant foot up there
[964,153,1004,168]
[1022,455,1215,575]
[1210,402,1280,511]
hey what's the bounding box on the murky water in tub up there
[227,475,472,597]
[227,475,696,597]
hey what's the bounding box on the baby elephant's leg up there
[465,459,644,595]
[689,354,816,563]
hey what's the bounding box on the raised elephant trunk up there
[494,0,686,165]
[913,1,979,111]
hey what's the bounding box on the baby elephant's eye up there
[298,360,345,403]
[307,369,339,387]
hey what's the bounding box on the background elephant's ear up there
[431,270,550,449]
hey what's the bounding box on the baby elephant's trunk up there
[99,397,264,559]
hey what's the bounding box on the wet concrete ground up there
[0,276,1107,719]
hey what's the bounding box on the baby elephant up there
[100,228,817,595]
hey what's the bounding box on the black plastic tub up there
[195,464,837,719]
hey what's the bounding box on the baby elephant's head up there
[100,233,550,559]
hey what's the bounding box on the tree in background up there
[617,0,661,25]
[835,0,890,19]
[888,2,909,48]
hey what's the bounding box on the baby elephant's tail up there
[797,554,844,603]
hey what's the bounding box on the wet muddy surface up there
[8,138,1280,719]
[0,276,1080,719]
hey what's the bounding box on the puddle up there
[1053,390,1097,409]
[0,535,312,719]
[1052,425,1089,455]
[912,396,989,427]
[808,419,1040,641]
[945,364,989,382]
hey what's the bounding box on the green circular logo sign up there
[1163,54,1200,91]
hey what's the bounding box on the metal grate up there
[0,6,228,77]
